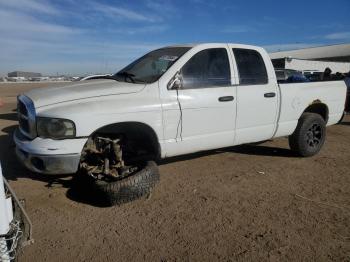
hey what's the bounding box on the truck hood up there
[24,79,145,108]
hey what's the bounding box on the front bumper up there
[14,129,87,174]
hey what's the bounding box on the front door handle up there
[218,96,234,102]
[264,92,276,98]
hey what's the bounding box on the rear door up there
[229,47,279,144]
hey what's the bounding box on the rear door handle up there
[218,96,234,102]
[264,92,276,98]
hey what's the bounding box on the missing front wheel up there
[80,135,139,181]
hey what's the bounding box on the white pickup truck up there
[14,43,346,203]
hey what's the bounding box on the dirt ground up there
[0,82,349,261]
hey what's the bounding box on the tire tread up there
[93,161,159,206]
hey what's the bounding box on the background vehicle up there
[275,68,309,83]
[13,43,347,205]
[302,70,322,75]
[304,72,323,81]
[0,163,33,261]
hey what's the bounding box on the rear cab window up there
[232,48,268,85]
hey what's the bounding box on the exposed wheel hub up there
[80,136,138,181]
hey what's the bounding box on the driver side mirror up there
[167,72,182,90]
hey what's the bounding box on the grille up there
[17,99,29,133]
[17,96,36,139]
[17,99,28,116]
[18,116,30,134]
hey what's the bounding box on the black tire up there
[289,113,326,157]
[92,161,159,206]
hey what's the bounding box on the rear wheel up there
[289,113,326,157]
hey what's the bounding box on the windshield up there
[113,47,191,84]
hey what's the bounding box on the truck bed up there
[274,80,347,138]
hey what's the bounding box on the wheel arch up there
[87,121,161,160]
[302,100,329,123]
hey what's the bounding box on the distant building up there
[7,71,42,78]
[269,43,350,73]
[269,43,350,62]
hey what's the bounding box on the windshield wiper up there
[116,71,136,83]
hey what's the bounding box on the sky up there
[0,0,349,76]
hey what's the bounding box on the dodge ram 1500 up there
[14,43,347,204]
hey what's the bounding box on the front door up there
[165,47,237,156]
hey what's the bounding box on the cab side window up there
[181,48,231,89]
[233,48,268,85]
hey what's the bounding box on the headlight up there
[36,117,76,139]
